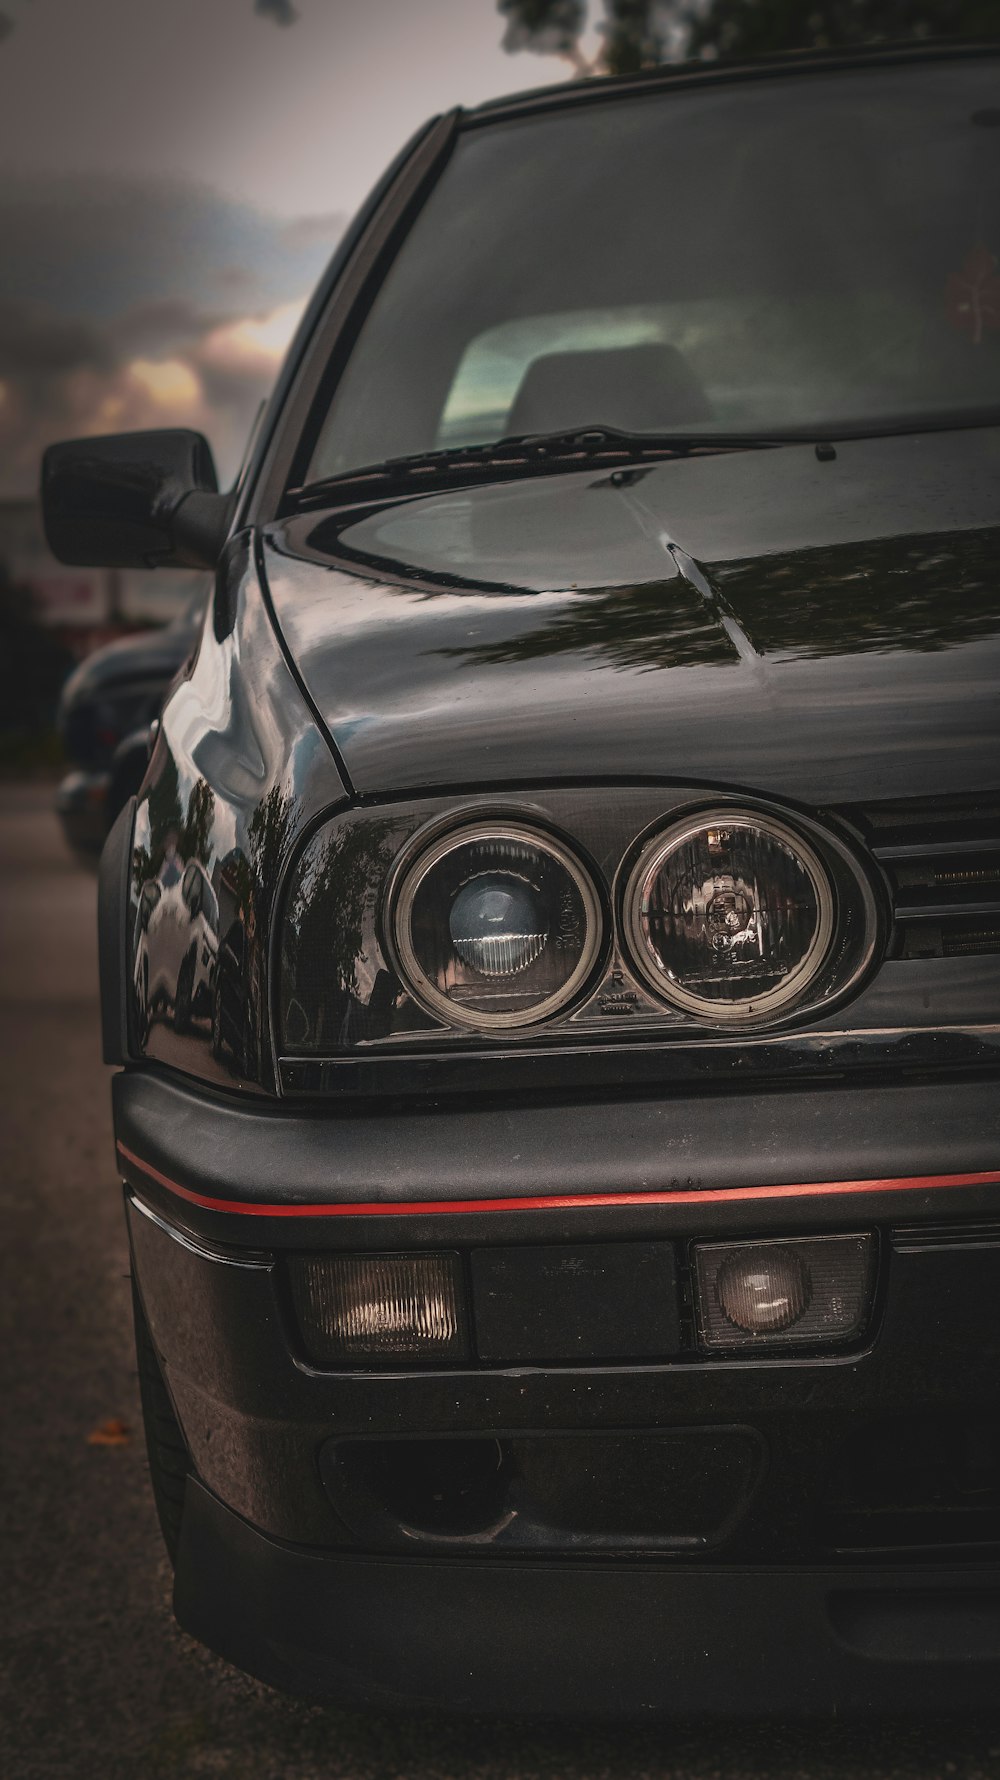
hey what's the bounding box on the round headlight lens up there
[449,875,546,977]
[393,823,602,1030]
[624,810,834,1022]
[716,1248,812,1334]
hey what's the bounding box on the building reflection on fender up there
[133,848,219,1047]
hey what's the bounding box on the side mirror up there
[41,429,235,571]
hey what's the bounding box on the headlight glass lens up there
[449,875,546,977]
[625,810,834,1021]
[393,824,601,1029]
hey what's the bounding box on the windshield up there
[308,60,1000,483]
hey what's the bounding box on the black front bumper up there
[177,1481,1000,1714]
[118,1065,1000,1713]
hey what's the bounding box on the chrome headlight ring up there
[622,806,846,1025]
[390,819,604,1032]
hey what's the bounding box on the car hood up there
[263,429,1000,805]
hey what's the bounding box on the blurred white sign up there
[27,569,107,627]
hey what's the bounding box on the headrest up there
[505,341,714,438]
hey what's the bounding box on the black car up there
[55,596,203,860]
[42,45,1000,1715]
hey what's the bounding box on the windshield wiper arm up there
[496,424,785,455]
[288,426,783,508]
[289,407,1000,510]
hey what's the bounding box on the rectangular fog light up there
[287,1252,469,1365]
[694,1233,875,1352]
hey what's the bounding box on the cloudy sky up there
[0,0,591,496]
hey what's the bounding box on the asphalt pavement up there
[2,779,1000,1780]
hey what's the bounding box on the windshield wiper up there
[288,406,1000,511]
[288,426,784,509]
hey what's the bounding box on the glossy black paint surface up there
[127,538,346,1092]
[265,427,1000,804]
[131,430,1000,1092]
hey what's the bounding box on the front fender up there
[121,534,348,1094]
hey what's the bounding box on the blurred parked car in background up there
[55,592,205,860]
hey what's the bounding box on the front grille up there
[844,794,1000,961]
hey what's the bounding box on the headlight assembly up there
[623,809,836,1023]
[391,822,602,1031]
[279,791,881,1069]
